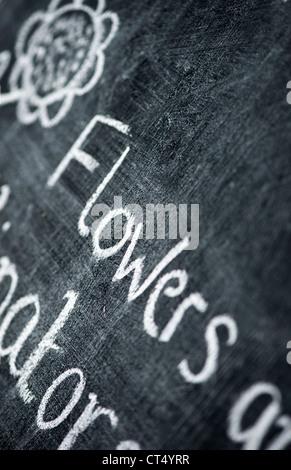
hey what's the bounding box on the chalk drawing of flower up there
[0,0,119,128]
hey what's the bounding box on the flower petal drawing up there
[0,0,119,128]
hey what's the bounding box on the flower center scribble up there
[0,0,119,128]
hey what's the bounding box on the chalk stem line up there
[0,91,25,106]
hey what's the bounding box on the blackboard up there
[0,0,291,450]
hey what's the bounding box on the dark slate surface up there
[0,0,290,450]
